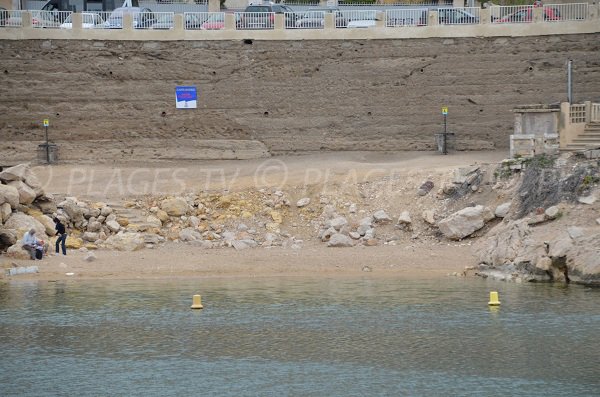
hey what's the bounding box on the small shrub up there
[522,154,555,169]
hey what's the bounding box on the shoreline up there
[1,242,473,282]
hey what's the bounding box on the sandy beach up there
[2,151,506,282]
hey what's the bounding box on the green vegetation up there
[522,154,555,169]
[581,175,599,187]
[494,165,513,180]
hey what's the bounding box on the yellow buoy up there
[190,294,204,309]
[488,291,501,306]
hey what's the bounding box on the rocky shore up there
[1,153,598,285]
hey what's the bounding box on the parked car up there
[496,6,560,23]
[199,12,240,30]
[386,9,428,27]
[103,7,154,29]
[60,12,105,29]
[149,13,202,30]
[240,3,296,29]
[294,8,347,29]
[437,8,479,24]
[29,10,66,28]
[346,11,379,28]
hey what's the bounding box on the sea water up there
[0,277,598,396]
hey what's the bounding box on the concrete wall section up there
[0,35,600,162]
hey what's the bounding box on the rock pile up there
[1,164,56,257]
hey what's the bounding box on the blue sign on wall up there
[175,86,197,109]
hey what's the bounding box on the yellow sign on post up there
[441,107,448,115]
[43,119,49,127]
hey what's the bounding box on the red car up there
[200,12,240,30]
[496,6,561,23]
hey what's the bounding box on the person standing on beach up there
[54,217,67,256]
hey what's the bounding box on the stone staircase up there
[565,122,600,151]
[105,201,148,227]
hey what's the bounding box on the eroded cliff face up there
[1,35,600,162]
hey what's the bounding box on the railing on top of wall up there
[570,103,600,124]
[1,4,598,38]
[592,104,600,123]
[570,104,587,124]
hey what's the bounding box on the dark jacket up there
[55,221,66,236]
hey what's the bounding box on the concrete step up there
[105,201,148,223]
[566,143,600,149]
[572,138,600,143]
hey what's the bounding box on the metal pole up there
[45,125,49,163]
[443,114,447,155]
[567,59,573,104]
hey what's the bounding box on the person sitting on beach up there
[22,229,41,260]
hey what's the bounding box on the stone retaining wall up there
[1,34,600,162]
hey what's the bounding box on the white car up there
[60,12,104,29]
[346,19,377,28]
[346,11,378,28]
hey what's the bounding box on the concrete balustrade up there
[1,6,599,41]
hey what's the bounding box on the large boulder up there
[373,210,392,223]
[6,241,30,260]
[156,210,169,223]
[0,164,29,183]
[329,216,348,231]
[87,220,103,232]
[0,202,12,224]
[7,181,36,205]
[33,214,56,236]
[59,200,85,225]
[473,219,537,267]
[0,184,20,208]
[105,220,121,233]
[3,213,47,239]
[327,233,354,247]
[24,173,44,198]
[0,229,17,251]
[65,236,84,249]
[82,232,100,242]
[146,215,162,228]
[179,228,202,242]
[104,232,145,251]
[160,197,190,217]
[34,197,57,214]
[438,205,494,240]
[494,202,512,218]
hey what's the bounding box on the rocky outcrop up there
[474,218,600,285]
[438,205,494,240]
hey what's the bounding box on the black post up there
[442,112,448,155]
[45,125,50,163]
